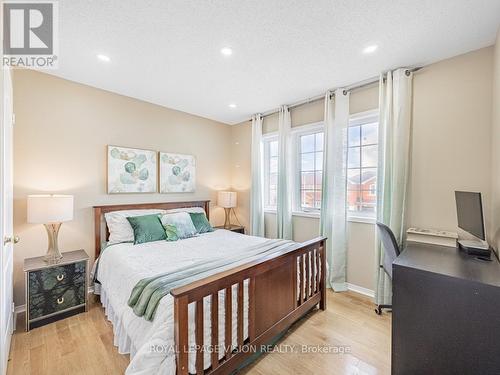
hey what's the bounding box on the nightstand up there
[24,249,89,331]
[214,225,245,234]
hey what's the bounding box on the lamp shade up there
[27,195,74,224]
[218,191,237,208]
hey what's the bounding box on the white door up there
[0,66,14,375]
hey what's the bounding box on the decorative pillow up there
[126,214,166,245]
[189,212,214,234]
[164,224,179,241]
[105,209,167,244]
[160,212,197,239]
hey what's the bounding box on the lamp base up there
[43,223,63,263]
[223,208,232,229]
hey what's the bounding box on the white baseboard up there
[347,283,375,299]
[14,304,25,315]
[13,305,25,332]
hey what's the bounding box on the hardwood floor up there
[7,291,390,375]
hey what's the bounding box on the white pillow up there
[105,209,166,244]
[164,207,206,215]
[159,212,197,239]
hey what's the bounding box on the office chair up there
[375,221,401,315]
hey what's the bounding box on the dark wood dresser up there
[392,242,500,374]
[24,249,89,331]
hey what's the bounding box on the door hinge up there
[11,302,15,313]
[12,113,15,125]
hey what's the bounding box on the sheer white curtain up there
[250,114,265,236]
[277,105,293,240]
[320,89,350,291]
[375,69,414,305]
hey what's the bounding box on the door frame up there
[0,63,14,375]
[0,2,14,373]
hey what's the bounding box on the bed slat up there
[237,282,244,347]
[299,255,304,305]
[305,251,310,300]
[296,255,301,307]
[314,249,319,293]
[248,278,256,341]
[196,300,204,375]
[211,293,219,371]
[224,286,232,360]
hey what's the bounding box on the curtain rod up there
[253,67,422,120]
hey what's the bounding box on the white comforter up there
[97,229,269,375]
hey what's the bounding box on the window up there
[347,112,379,218]
[263,137,278,208]
[298,131,323,210]
[261,111,378,220]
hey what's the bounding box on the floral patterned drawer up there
[28,283,86,320]
[28,261,86,294]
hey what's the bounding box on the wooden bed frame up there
[93,200,326,375]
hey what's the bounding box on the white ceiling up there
[49,0,500,125]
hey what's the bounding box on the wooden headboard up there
[93,200,210,258]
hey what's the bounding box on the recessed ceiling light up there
[228,103,237,109]
[97,54,111,62]
[220,47,233,56]
[362,45,378,54]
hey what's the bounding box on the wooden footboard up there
[170,236,327,375]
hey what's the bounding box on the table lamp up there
[217,191,237,229]
[27,194,74,263]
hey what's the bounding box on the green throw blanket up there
[128,239,295,321]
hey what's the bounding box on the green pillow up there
[127,214,166,245]
[189,212,214,234]
[164,224,179,241]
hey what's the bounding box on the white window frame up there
[262,133,278,211]
[346,109,379,223]
[292,122,325,215]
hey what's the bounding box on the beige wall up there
[491,29,500,252]
[260,83,379,134]
[231,47,495,293]
[230,122,252,231]
[408,47,493,233]
[12,70,232,306]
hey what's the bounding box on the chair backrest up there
[376,221,401,280]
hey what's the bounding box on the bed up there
[93,200,326,375]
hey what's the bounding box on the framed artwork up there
[107,145,157,193]
[159,152,196,193]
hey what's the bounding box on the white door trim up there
[0,65,14,375]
